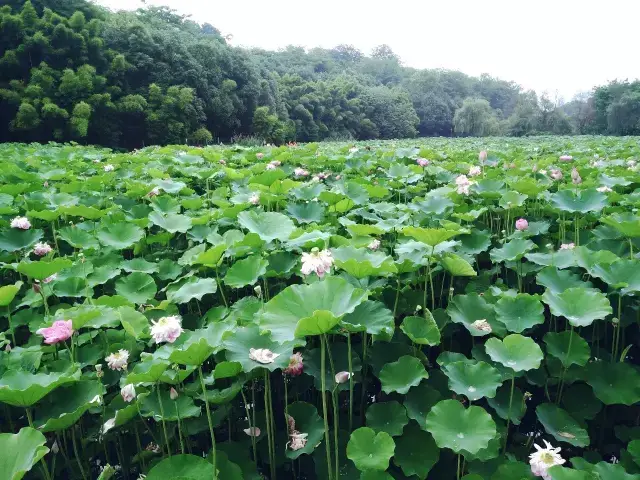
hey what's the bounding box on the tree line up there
[0,0,637,148]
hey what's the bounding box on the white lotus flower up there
[150,315,184,344]
[104,164,115,172]
[596,186,612,193]
[294,168,309,177]
[368,239,381,250]
[455,175,473,195]
[10,216,31,230]
[105,349,129,371]
[529,440,566,479]
[249,192,260,205]
[265,163,276,170]
[471,319,492,333]
[334,371,352,384]
[147,187,161,197]
[300,248,334,277]
[468,166,482,177]
[102,418,116,434]
[559,243,575,250]
[33,242,53,256]
[249,348,280,364]
[120,384,136,403]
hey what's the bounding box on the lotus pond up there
[0,137,639,480]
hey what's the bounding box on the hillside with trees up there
[0,0,636,148]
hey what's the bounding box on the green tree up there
[453,97,500,136]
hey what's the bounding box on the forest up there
[1,0,639,148]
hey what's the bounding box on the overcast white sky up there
[95,0,638,100]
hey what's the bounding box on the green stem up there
[392,279,401,318]
[325,337,339,480]
[428,247,435,310]
[347,334,354,433]
[265,372,276,480]
[320,335,334,480]
[557,325,574,403]
[241,389,257,467]
[25,409,52,480]
[215,268,228,308]
[457,453,462,480]
[198,366,217,478]
[504,374,515,454]
[136,402,160,446]
[156,384,171,456]
[71,426,88,480]
[175,403,185,454]
[7,306,15,346]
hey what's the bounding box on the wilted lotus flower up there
[249,192,260,205]
[301,248,334,277]
[416,158,430,167]
[219,159,226,165]
[550,169,563,181]
[468,166,481,177]
[471,319,492,333]
[150,315,184,344]
[95,364,104,378]
[479,150,488,163]
[455,175,472,195]
[170,387,179,400]
[294,168,309,177]
[265,163,276,170]
[596,186,612,193]
[368,239,381,250]
[42,274,57,284]
[104,164,115,172]
[120,384,136,403]
[249,348,280,364]
[106,349,129,371]
[515,218,529,231]
[147,187,161,197]
[256,153,264,160]
[529,440,566,479]
[244,427,261,437]
[33,242,53,256]
[335,371,352,384]
[271,160,282,167]
[284,352,304,376]
[288,431,308,451]
[10,216,31,230]
[560,243,575,250]
[559,155,573,162]
[36,320,73,345]
[571,168,582,185]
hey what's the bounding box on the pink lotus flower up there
[219,159,226,165]
[33,242,53,256]
[455,175,472,195]
[42,274,57,284]
[147,187,161,197]
[36,320,73,345]
[559,155,573,162]
[150,315,184,344]
[550,169,563,181]
[416,158,430,167]
[11,217,31,230]
[571,168,582,185]
[284,352,304,376]
[479,150,488,163]
[515,218,529,231]
[301,248,334,277]
[560,243,575,250]
[294,168,309,177]
[596,186,612,193]
[265,163,276,170]
[256,153,264,160]
[249,192,260,205]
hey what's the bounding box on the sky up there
[95,0,639,101]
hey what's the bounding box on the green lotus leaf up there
[52,277,91,297]
[118,306,150,339]
[601,212,640,237]
[359,472,393,480]
[425,399,496,454]
[584,462,640,480]
[365,401,408,436]
[124,358,170,384]
[379,355,429,394]
[153,179,187,193]
[526,250,578,269]
[458,230,492,255]
[167,277,218,304]
[115,272,157,304]
[628,440,640,468]
[259,276,367,342]
[485,334,543,372]
[286,202,326,224]
[237,210,295,242]
[499,191,528,208]
[447,293,505,337]
[194,244,227,268]
[547,465,597,480]
[346,224,385,237]
[542,287,612,327]
[393,422,440,478]
[88,265,122,287]
[169,323,234,366]
[490,238,536,263]
[400,313,441,346]
[146,454,214,480]
[585,361,640,405]
[284,401,324,459]
[0,229,43,252]
[332,246,397,278]
[223,255,268,288]
[0,281,22,306]
[443,360,502,401]
[140,388,201,421]
[561,383,602,420]
[544,331,590,367]
[56,226,100,249]
[17,258,73,280]
[490,461,535,480]
[0,427,49,480]
[487,383,526,425]
[404,382,442,431]
[0,368,80,407]
[61,205,105,219]
[590,260,640,295]
[536,403,590,447]
[551,188,608,213]
[402,227,461,247]
[224,325,300,373]
[346,427,395,472]
[340,300,395,336]
[213,362,243,380]
[148,211,192,233]
[120,258,159,274]
[494,293,545,333]
[536,267,593,294]
[98,223,144,249]
[303,342,361,392]
[34,380,105,432]
[441,253,477,277]
[574,246,621,273]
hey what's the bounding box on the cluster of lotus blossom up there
[368,239,381,250]
[294,167,309,177]
[471,319,492,333]
[300,248,334,277]
[416,157,430,167]
[249,348,280,364]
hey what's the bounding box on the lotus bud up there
[32,282,41,294]
[254,285,263,298]
[95,364,104,378]
[5,344,11,352]
[415,305,422,312]
[52,440,59,454]
[479,150,487,163]
[334,371,352,384]
[170,387,179,400]
[515,218,529,231]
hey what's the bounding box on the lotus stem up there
[504,374,515,454]
[347,334,354,432]
[25,408,52,480]
[265,372,277,479]
[198,366,217,478]
[325,338,339,480]
[320,335,334,480]
[175,403,185,454]
[557,325,574,404]
[240,389,257,467]
[7,307,15,346]
[155,383,171,456]
[70,425,87,480]
[215,267,228,307]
